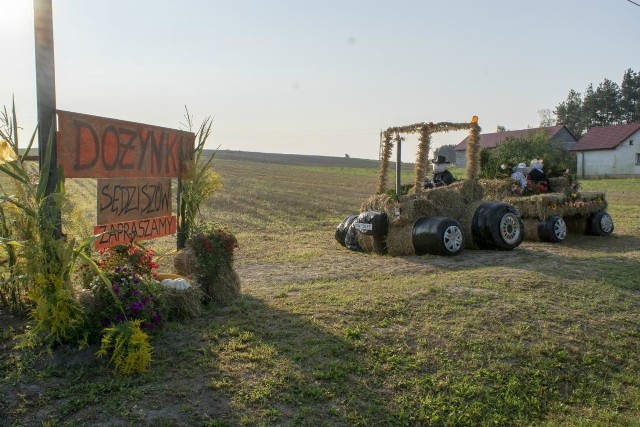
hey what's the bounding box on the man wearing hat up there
[425,155,455,189]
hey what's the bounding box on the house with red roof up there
[453,125,577,168]
[571,122,640,178]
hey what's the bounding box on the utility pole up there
[33,0,61,238]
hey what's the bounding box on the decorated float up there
[336,117,525,256]
[335,116,614,256]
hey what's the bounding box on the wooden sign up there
[57,110,195,178]
[97,177,172,225]
[94,215,177,249]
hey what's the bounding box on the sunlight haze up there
[1,0,639,160]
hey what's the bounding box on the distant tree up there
[553,69,640,135]
[581,83,598,131]
[344,153,350,158]
[538,109,555,127]
[620,69,640,123]
[593,78,621,126]
[433,144,456,163]
[554,89,584,137]
[496,125,507,132]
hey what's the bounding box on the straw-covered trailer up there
[335,117,526,256]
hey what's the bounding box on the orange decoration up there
[471,115,479,123]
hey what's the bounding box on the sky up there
[2,0,639,161]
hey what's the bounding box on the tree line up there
[554,68,640,138]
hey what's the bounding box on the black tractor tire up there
[586,210,614,236]
[354,211,388,239]
[412,217,465,256]
[472,202,524,250]
[335,214,358,246]
[538,215,567,243]
[354,211,388,254]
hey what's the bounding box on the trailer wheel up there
[412,217,464,256]
[472,202,524,250]
[586,210,614,236]
[538,215,566,243]
[335,214,358,246]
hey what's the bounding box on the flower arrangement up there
[190,227,238,276]
[510,180,550,196]
[176,223,240,304]
[98,244,158,279]
[92,267,164,333]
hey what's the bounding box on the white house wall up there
[577,130,640,177]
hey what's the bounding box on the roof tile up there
[454,125,569,150]
[571,122,640,151]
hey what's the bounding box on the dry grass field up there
[1,151,639,426]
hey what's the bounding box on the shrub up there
[96,319,153,375]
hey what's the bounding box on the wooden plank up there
[94,215,177,249]
[57,110,195,178]
[97,177,172,225]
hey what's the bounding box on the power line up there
[626,0,640,7]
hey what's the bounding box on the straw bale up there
[160,284,204,320]
[504,192,607,220]
[478,179,512,199]
[448,179,485,204]
[505,194,565,220]
[357,234,375,253]
[523,218,542,241]
[203,262,241,305]
[459,200,483,250]
[422,187,465,214]
[564,215,588,234]
[386,224,415,256]
[173,247,198,279]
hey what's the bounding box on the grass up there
[1,155,639,426]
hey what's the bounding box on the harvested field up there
[1,152,639,426]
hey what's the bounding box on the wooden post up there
[176,178,187,249]
[33,0,61,237]
[395,134,401,200]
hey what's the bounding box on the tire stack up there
[335,211,388,254]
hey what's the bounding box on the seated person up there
[528,158,551,191]
[510,163,528,188]
[425,155,455,188]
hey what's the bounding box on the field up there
[1,151,640,426]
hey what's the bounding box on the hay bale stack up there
[504,194,564,220]
[503,192,606,221]
[386,224,415,256]
[419,187,466,220]
[448,179,485,204]
[479,179,512,199]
